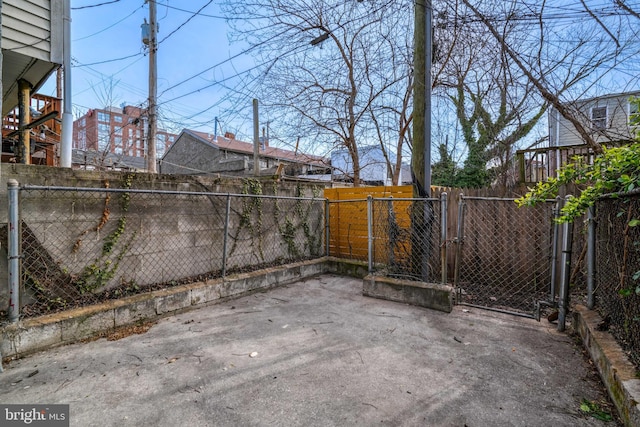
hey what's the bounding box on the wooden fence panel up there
[324,186,413,261]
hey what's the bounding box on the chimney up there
[260,126,269,149]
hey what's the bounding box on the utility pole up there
[411,0,433,282]
[253,99,260,176]
[147,0,158,173]
[0,0,3,178]
[412,0,432,198]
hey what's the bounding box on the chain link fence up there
[3,185,324,319]
[327,199,369,261]
[371,198,444,283]
[454,196,556,317]
[594,191,640,368]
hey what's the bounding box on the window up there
[591,106,607,130]
[98,111,110,122]
[98,124,110,150]
[78,118,86,128]
[156,134,167,157]
[78,130,86,149]
[98,123,110,135]
[114,115,123,123]
[97,137,109,151]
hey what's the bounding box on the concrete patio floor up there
[0,274,619,426]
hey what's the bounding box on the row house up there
[160,129,328,177]
[517,91,639,184]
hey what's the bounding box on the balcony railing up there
[516,144,595,184]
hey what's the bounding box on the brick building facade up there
[73,105,177,160]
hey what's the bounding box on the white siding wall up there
[2,0,61,62]
[549,92,639,147]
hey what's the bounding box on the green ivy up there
[272,183,322,258]
[75,174,135,294]
[515,143,640,223]
[517,98,640,298]
[229,179,265,261]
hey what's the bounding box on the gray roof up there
[72,149,148,171]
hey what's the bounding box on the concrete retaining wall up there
[0,165,325,305]
[363,274,453,313]
[1,258,327,360]
[573,305,640,427]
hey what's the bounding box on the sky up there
[35,0,640,159]
[39,0,256,140]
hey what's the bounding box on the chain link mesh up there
[594,192,640,368]
[371,198,442,282]
[327,200,369,261]
[455,197,555,315]
[7,187,324,318]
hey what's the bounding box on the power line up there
[157,27,294,98]
[3,36,50,52]
[71,0,122,10]
[158,0,215,45]
[161,3,225,20]
[157,0,396,99]
[73,5,143,42]
[74,51,144,68]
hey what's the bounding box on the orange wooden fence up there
[324,186,414,261]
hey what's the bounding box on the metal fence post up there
[549,196,561,303]
[558,198,574,332]
[8,179,20,323]
[367,195,373,273]
[440,192,448,285]
[453,193,465,301]
[421,198,432,282]
[325,198,330,257]
[587,205,595,309]
[221,194,231,278]
[387,197,395,267]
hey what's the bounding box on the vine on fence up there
[516,143,640,297]
[220,180,323,268]
[228,178,265,261]
[273,182,322,258]
[74,174,136,294]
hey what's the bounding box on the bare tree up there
[459,0,640,155]
[222,0,413,185]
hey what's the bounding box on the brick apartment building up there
[73,105,177,162]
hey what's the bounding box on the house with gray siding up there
[549,91,639,148]
[159,130,327,177]
[519,91,639,183]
